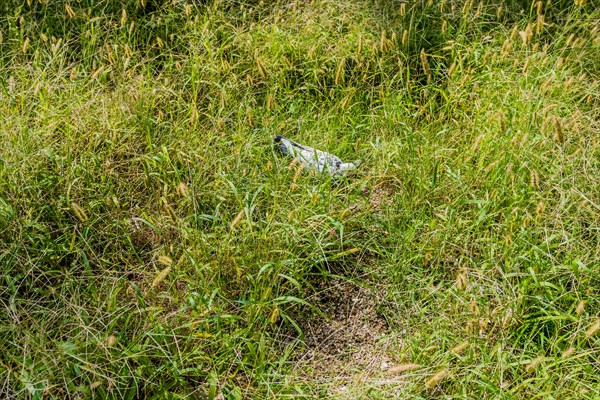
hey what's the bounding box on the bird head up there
[273,135,289,155]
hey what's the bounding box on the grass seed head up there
[158,255,173,266]
[91,65,105,80]
[585,319,600,338]
[510,25,519,41]
[519,30,529,46]
[288,158,298,170]
[162,201,177,220]
[516,130,526,145]
[426,368,449,389]
[562,347,576,358]
[335,58,345,85]
[535,201,545,216]
[464,320,474,334]
[420,49,431,81]
[266,93,275,110]
[479,317,489,335]
[71,202,88,222]
[536,15,544,34]
[311,192,320,205]
[455,268,468,290]
[22,37,30,54]
[106,335,117,348]
[341,93,352,109]
[526,356,544,374]
[469,299,479,314]
[293,165,303,183]
[448,61,456,77]
[500,113,507,132]
[51,38,63,55]
[525,23,533,40]
[565,76,575,91]
[451,341,470,355]
[575,300,585,314]
[176,182,189,197]
[270,307,280,324]
[65,4,76,19]
[386,364,421,376]
[256,58,266,78]
[502,308,514,329]
[308,44,317,59]
[540,77,551,94]
[119,8,127,27]
[152,265,172,288]
[462,0,474,15]
[553,117,565,144]
[247,107,255,127]
[522,58,530,74]
[230,209,245,229]
[474,1,482,18]
[530,169,539,188]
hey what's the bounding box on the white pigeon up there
[273,135,357,176]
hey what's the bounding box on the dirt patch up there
[130,217,161,251]
[367,185,395,211]
[290,278,399,381]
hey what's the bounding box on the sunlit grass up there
[0,0,598,398]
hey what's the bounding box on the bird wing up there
[280,137,320,165]
[276,136,352,175]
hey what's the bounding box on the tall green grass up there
[1,0,599,398]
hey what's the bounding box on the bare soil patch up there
[290,278,401,381]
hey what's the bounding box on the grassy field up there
[1,0,599,398]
